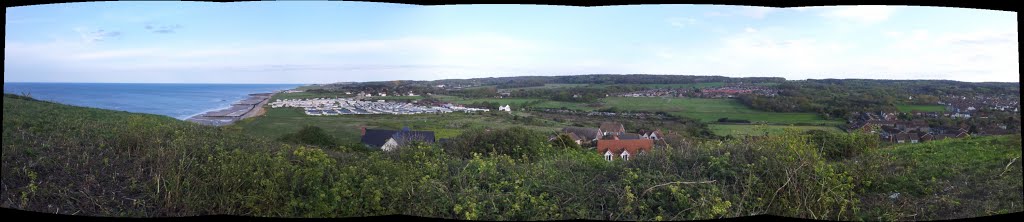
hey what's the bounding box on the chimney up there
[361,127,366,136]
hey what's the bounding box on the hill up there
[2,94,1020,220]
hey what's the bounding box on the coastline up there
[186,92,277,126]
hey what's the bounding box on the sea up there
[3,83,303,120]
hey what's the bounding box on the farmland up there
[602,97,842,125]
[581,82,726,89]
[502,83,589,90]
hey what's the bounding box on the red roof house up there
[597,139,653,161]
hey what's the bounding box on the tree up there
[551,134,581,149]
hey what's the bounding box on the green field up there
[709,124,842,136]
[437,95,839,125]
[896,104,946,112]
[602,97,841,125]
[581,82,726,89]
[502,84,590,90]
[231,107,564,145]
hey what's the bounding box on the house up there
[638,129,664,140]
[894,133,919,143]
[562,127,603,144]
[919,132,935,142]
[550,132,584,145]
[618,133,643,140]
[379,92,388,97]
[360,127,436,151]
[499,105,512,112]
[908,120,930,132]
[600,122,626,136]
[597,139,654,161]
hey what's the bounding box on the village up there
[848,93,1020,144]
[357,121,666,161]
[269,97,497,115]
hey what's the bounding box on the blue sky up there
[5,2,1018,83]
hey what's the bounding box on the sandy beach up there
[187,92,275,126]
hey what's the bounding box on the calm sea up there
[3,83,302,120]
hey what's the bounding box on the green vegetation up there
[231,106,563,146]
[896,104,946,113]
[710,124,842,137]
[603,97,841,125]
[581,82,725,89]
[501,83,589,90]
[4,94,1021,220]
[438,96,839,126]
[278,126,341,148]
[855,134,1023,219]
[737,79,1019,119]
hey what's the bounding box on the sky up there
[5,2,1019,84]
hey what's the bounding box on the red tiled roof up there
[597,139,653,156]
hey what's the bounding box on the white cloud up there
[73,27,122,43]
[744,27,757,33]
[820,6,898,24]
[632,27,1017,82]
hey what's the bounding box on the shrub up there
[278,126,340,148]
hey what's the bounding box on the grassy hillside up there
[2,94,1020,220]
[856,135,1024,219]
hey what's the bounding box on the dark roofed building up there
[619,133,642,140]
[562,127,602,142]
[638,129,664,140]
[894,133,919,143]
[600,122,626,136]
[361,128,398,149]
[360,126,435,151]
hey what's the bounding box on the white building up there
[499,105,511,112]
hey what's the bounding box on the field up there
[581,82,726,89]
[896,104,946,112]
[501,84,589,90]
[709,124,842,136]
[231,106,565,145]
[602,97,842,125]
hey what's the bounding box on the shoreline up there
[186,92,277,126]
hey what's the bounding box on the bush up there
[278,126,340,148]
[443,126,551,160]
